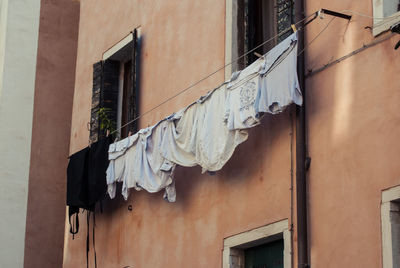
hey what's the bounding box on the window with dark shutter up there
[90,28,140,142]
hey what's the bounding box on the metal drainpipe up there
[295,0,309,267]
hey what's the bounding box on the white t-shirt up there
[224,54,265,130]
[225,73,261,130]
[161,84,249,173]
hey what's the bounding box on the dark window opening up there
[236,0,294,69]
[121,60,133,138]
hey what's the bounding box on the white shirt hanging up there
[161,84,249,173]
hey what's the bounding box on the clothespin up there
[317,10,324,19]
[254,52,263,58]
[291,24,297,32]
[106,129,110,137]
[128,131,132,137]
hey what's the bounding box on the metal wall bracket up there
[320,9,352,20]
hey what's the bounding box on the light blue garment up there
[106,123,176,202]
[132,120,176,201]
[254,32,302,115]
[225,32,302,130]
[106,133,139,199]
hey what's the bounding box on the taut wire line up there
[298,17,336,56]
[111,12,316,135]
[111,9,393,135]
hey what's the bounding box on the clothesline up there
[111,9,394,135]
[106,31,302,203]
[111,12,314,135]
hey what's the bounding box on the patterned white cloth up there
[225,32,302,130]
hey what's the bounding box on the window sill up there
[373,11,400,36]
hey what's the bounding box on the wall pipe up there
[295,0,309,267]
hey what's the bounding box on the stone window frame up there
[225,0,240,80]
[372,0,400,36]
[222,219,291,268]
[381,185,400,268]
[102,33,134,137]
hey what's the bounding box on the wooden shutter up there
[127,29,139,134]
[100,59,119,138]
[90,61,102,143]
[90,60,119,143]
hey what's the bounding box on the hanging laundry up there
[161,84,249,173]
[225,32,302,130]
[255,32,302,115]
[160,105,200,168]
[106,121,176,202]
[66,136,111,235]
[224,58,265,130]
[104,32,302,204]
[106,133,139,200]
[134,120,176,201]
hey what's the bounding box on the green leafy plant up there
[98,107,117,137]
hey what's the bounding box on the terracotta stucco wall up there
[305,0,400,267]
[64,0,295,267]
[63,0,400,267]
[24,0,80,267]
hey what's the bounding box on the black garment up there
[66,137,111,235]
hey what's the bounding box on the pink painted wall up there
[64,0,295,267]
[305,1,400,267]
[63,0,400,267]
[24,0,80,267]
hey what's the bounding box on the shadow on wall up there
[24,1,81,268]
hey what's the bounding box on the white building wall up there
[0,0,9,99]
[0,0,41,267]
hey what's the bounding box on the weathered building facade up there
[61,0,400,267]
[1,0,399,267]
